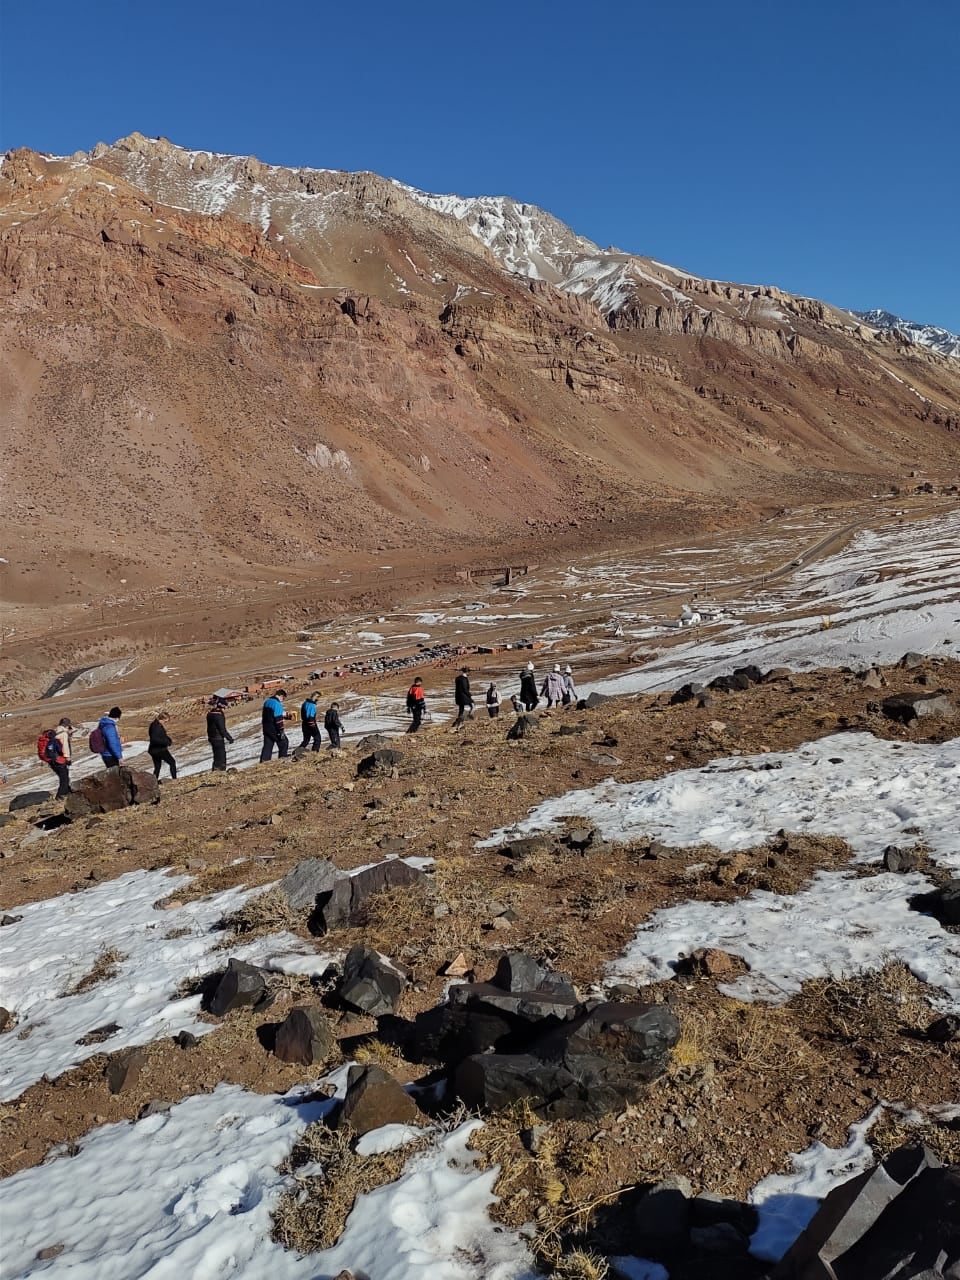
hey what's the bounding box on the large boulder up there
[274,1005,337,1066]
[338,945,406,1016]
[207,957,267,1017]
[277,859,338,912]
[881,691,955,724]
[65,767,159,816]
[320,858,427,932]
[669,683,704,706]
[456,1000,680,1119]
[356,749,403,778]
[771,1144,959,1279]
[335,1064,422,1136]
[279,856,428,934]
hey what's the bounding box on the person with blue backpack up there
[90,707,124,768]
[299,691,322,752]
[260,689,291,762]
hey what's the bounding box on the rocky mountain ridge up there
[2,133,960,633]
[852,308,960,360]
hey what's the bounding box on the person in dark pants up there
[206,698,234,771]
[406,678,425,733]
[97,707,124,769]
[486,683,501,718]
[519,663,538,711]
[299,691,322,751]
[453,668,474,727]
[260,689,291,762]
[324,702,344,749]
[53,717,74,797]
[147,713,178,779]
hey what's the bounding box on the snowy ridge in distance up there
[853,308,960,359]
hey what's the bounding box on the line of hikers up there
[38,661,581,795]
[405,661,580,733]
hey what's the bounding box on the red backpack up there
[37,729,62,764]
[89,725,107,754]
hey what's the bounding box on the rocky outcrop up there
[64,767,159,815]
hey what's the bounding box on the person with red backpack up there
[406,677,426,733]
[38,717,73,798]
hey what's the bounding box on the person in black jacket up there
[324,702,344,749]
[453,668,474,727]
[147,713,178,779]
[519,662,539,711]
[206,698,234,771]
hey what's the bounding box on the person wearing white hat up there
[541,664,566,707]
[519,662,539,711]
[562,664,579,705]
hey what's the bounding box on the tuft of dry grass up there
[352,1038,404,1071]
[220,887,296,940]
[63,947,126,996]
[794,962,940,1041]
[554,1249,610,1280]
[272,1122,430,1253]
[868,1112,960,1167]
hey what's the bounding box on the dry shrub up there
[868,1112,960,1167]
[468,1106,629,1272]
[352,1038,404,1070]
[794,962,940,1040]
[554,1250,610,1280]
[272,1122,429,1253]
[63,947,126,996]
[221,887,296,939]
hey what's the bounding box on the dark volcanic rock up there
[357,748,404,777]
[338,945,406,1016]
[771,1144,959,1280]
[104,1046,146,1094]
[9,790,53,812]
[208,957,267,1017]
[274,1005,337,1066]
[319,858,427,932]
[456,1000,680,1118]
[881,691,955,724]
[277,858,338,911]
[912,880,960,927]
[669,682,704,705]
[336,1064,422,1136]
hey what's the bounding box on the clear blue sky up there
[2,0,958,330]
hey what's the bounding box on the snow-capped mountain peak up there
[853,309,960,360]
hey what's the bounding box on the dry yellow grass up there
[63,947,126,996]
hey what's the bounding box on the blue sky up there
[2,0,958,330]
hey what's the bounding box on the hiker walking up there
[299,691,322,752]
[453,668,474,727]
[562,665,579,705]
[406,677,425,733]
[147,713,178,780]
[486,682,501,718]
[541,664,566,708]
[38,718,72,798]
[93,707,124,768]
[260,689,291,761]
[206,698,234,771]
[519,662,538,711]
[324,702,344,749]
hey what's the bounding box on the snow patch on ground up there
[607,870,960,1009]
[749,1106,882,1261]
[0,869,327,1099]
[481,732,960,869]
[0,1093,537,1280]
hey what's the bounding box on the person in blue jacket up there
[260,689,291,762]
[299,692,322,752]
[99,707,124,768]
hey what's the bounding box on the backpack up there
[38,729,61,764]
[89,725,107,754]
[406,689,417,711]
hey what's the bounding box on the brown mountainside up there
[1,134,959,627]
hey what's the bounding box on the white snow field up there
[483,732,960,1006]
[483,732,960,869]
[0,868,333,1100]
[0,1083,538,1280]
